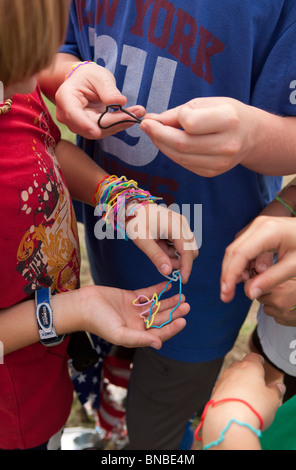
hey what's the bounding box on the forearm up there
[0,289,83,355]
[55,139,107,205]
[275,177,296,213]
[202,419,262,450]
[259,177,296,217]
[202,403,262,450]
[244,110,296,176]
[37,52,81,102]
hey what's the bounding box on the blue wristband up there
[35,287,65,347]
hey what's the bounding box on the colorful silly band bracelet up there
[133,270,182,330]
[195,398,264,444]
[203,419,262,450]
[98,104,143,129]
[92,175,161,237]
[65,60,97,80]
[133,245,182,330]
[274,195,296,217]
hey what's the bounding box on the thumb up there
[144,106,181,128]
[56,92,100,138]
[245,257,296,300]
[92,67,126,106]
[255,252,274,273]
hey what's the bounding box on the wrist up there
[203,401,260,431]
[196,398,263,451]
[243,105,267,164]
[262,198,294,218]
[243,108,292,175]
[38,53,80,101]
[276,185,296,216]
[50,288,85,335]
[92,174,161,238]
[202,403,262,450]
[203,415,261,450]
[65,60,97,81]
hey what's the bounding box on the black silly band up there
[98,104,143,129]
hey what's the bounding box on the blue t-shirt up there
[61,0,296,362]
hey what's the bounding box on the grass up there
[43,95,76,143]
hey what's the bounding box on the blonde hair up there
[0,0,70,86]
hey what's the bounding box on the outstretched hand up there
[220,216,296,302]
[81,282,190,350]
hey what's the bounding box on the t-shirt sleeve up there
[251,19,296,117]
[59,5,82,59]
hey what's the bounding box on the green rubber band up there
[274,196,296,217]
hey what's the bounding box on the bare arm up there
[38,53,79,102]
[55,139,198,282]
[55,139,107,206]
[0,283,189,356]
[0,289,81,355]
[200,354,284,450]
[242,110,296,176]
[0,143,194,353]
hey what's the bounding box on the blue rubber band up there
[148,271,182,329]
[204,419,262,450]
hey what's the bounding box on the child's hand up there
[206,353,285,428]
[125,203,199,284]
[254,279,296,327]
[220,216,296,302]
[201,353,285,449]
[55,62,145,139]
[79,282,190,350]
[221,187,296,302]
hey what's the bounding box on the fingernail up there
[250,287,262,300]
[140,121,150,134]
[151,342,161,350]
[160,264,171,275]
[221,282,227,294]
[257,263,267,273]
[220,293,226,303]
